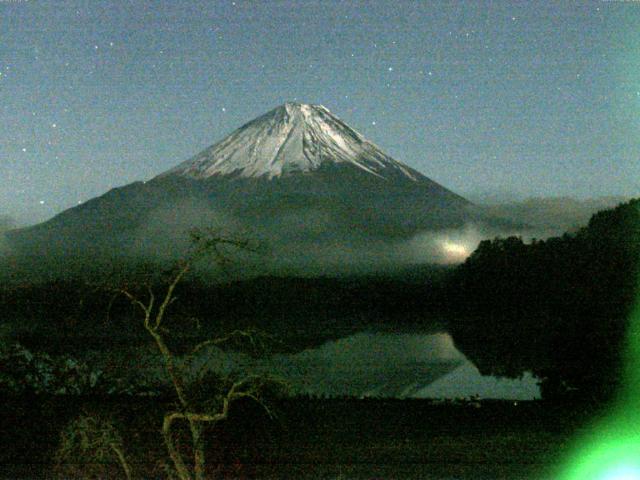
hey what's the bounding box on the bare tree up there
[114,229,280,480]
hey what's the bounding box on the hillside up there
[448,198,640,401]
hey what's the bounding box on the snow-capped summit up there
[161,102,424,181]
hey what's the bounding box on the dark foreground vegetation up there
[0,266,451,357]
[1,395,590,479]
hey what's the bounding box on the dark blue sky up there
[2,0,639,224]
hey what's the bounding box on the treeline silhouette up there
[0,267,451,356]
[448,198,640,402]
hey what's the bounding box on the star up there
[21,148,27,152]
[221,107,226,112]
[39,200,45,205]
[51,123,57,128]
[388,67,394,71]
[371,121,376,125]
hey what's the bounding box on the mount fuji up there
[163,102,445,184]
[6,102,506,275]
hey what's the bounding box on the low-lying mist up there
[2,195,627,280]
[127,196,621,274]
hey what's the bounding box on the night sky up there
[2,0,639,224]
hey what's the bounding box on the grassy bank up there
[1,396,592,479]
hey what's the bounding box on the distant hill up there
[477,196,631,237]
[448,198,640,402]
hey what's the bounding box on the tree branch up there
[155,262,191,330]
[163,413,193,480]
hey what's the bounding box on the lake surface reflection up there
[265,332,541,400]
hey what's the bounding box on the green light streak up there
[556,268,640,478]
[553,11,640,476]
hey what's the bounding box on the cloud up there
[394,196,632,266]
[8,195,627,277]
[130,199,246,259]
[399,224,490,265]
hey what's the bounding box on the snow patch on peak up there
[161,102,424,182]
